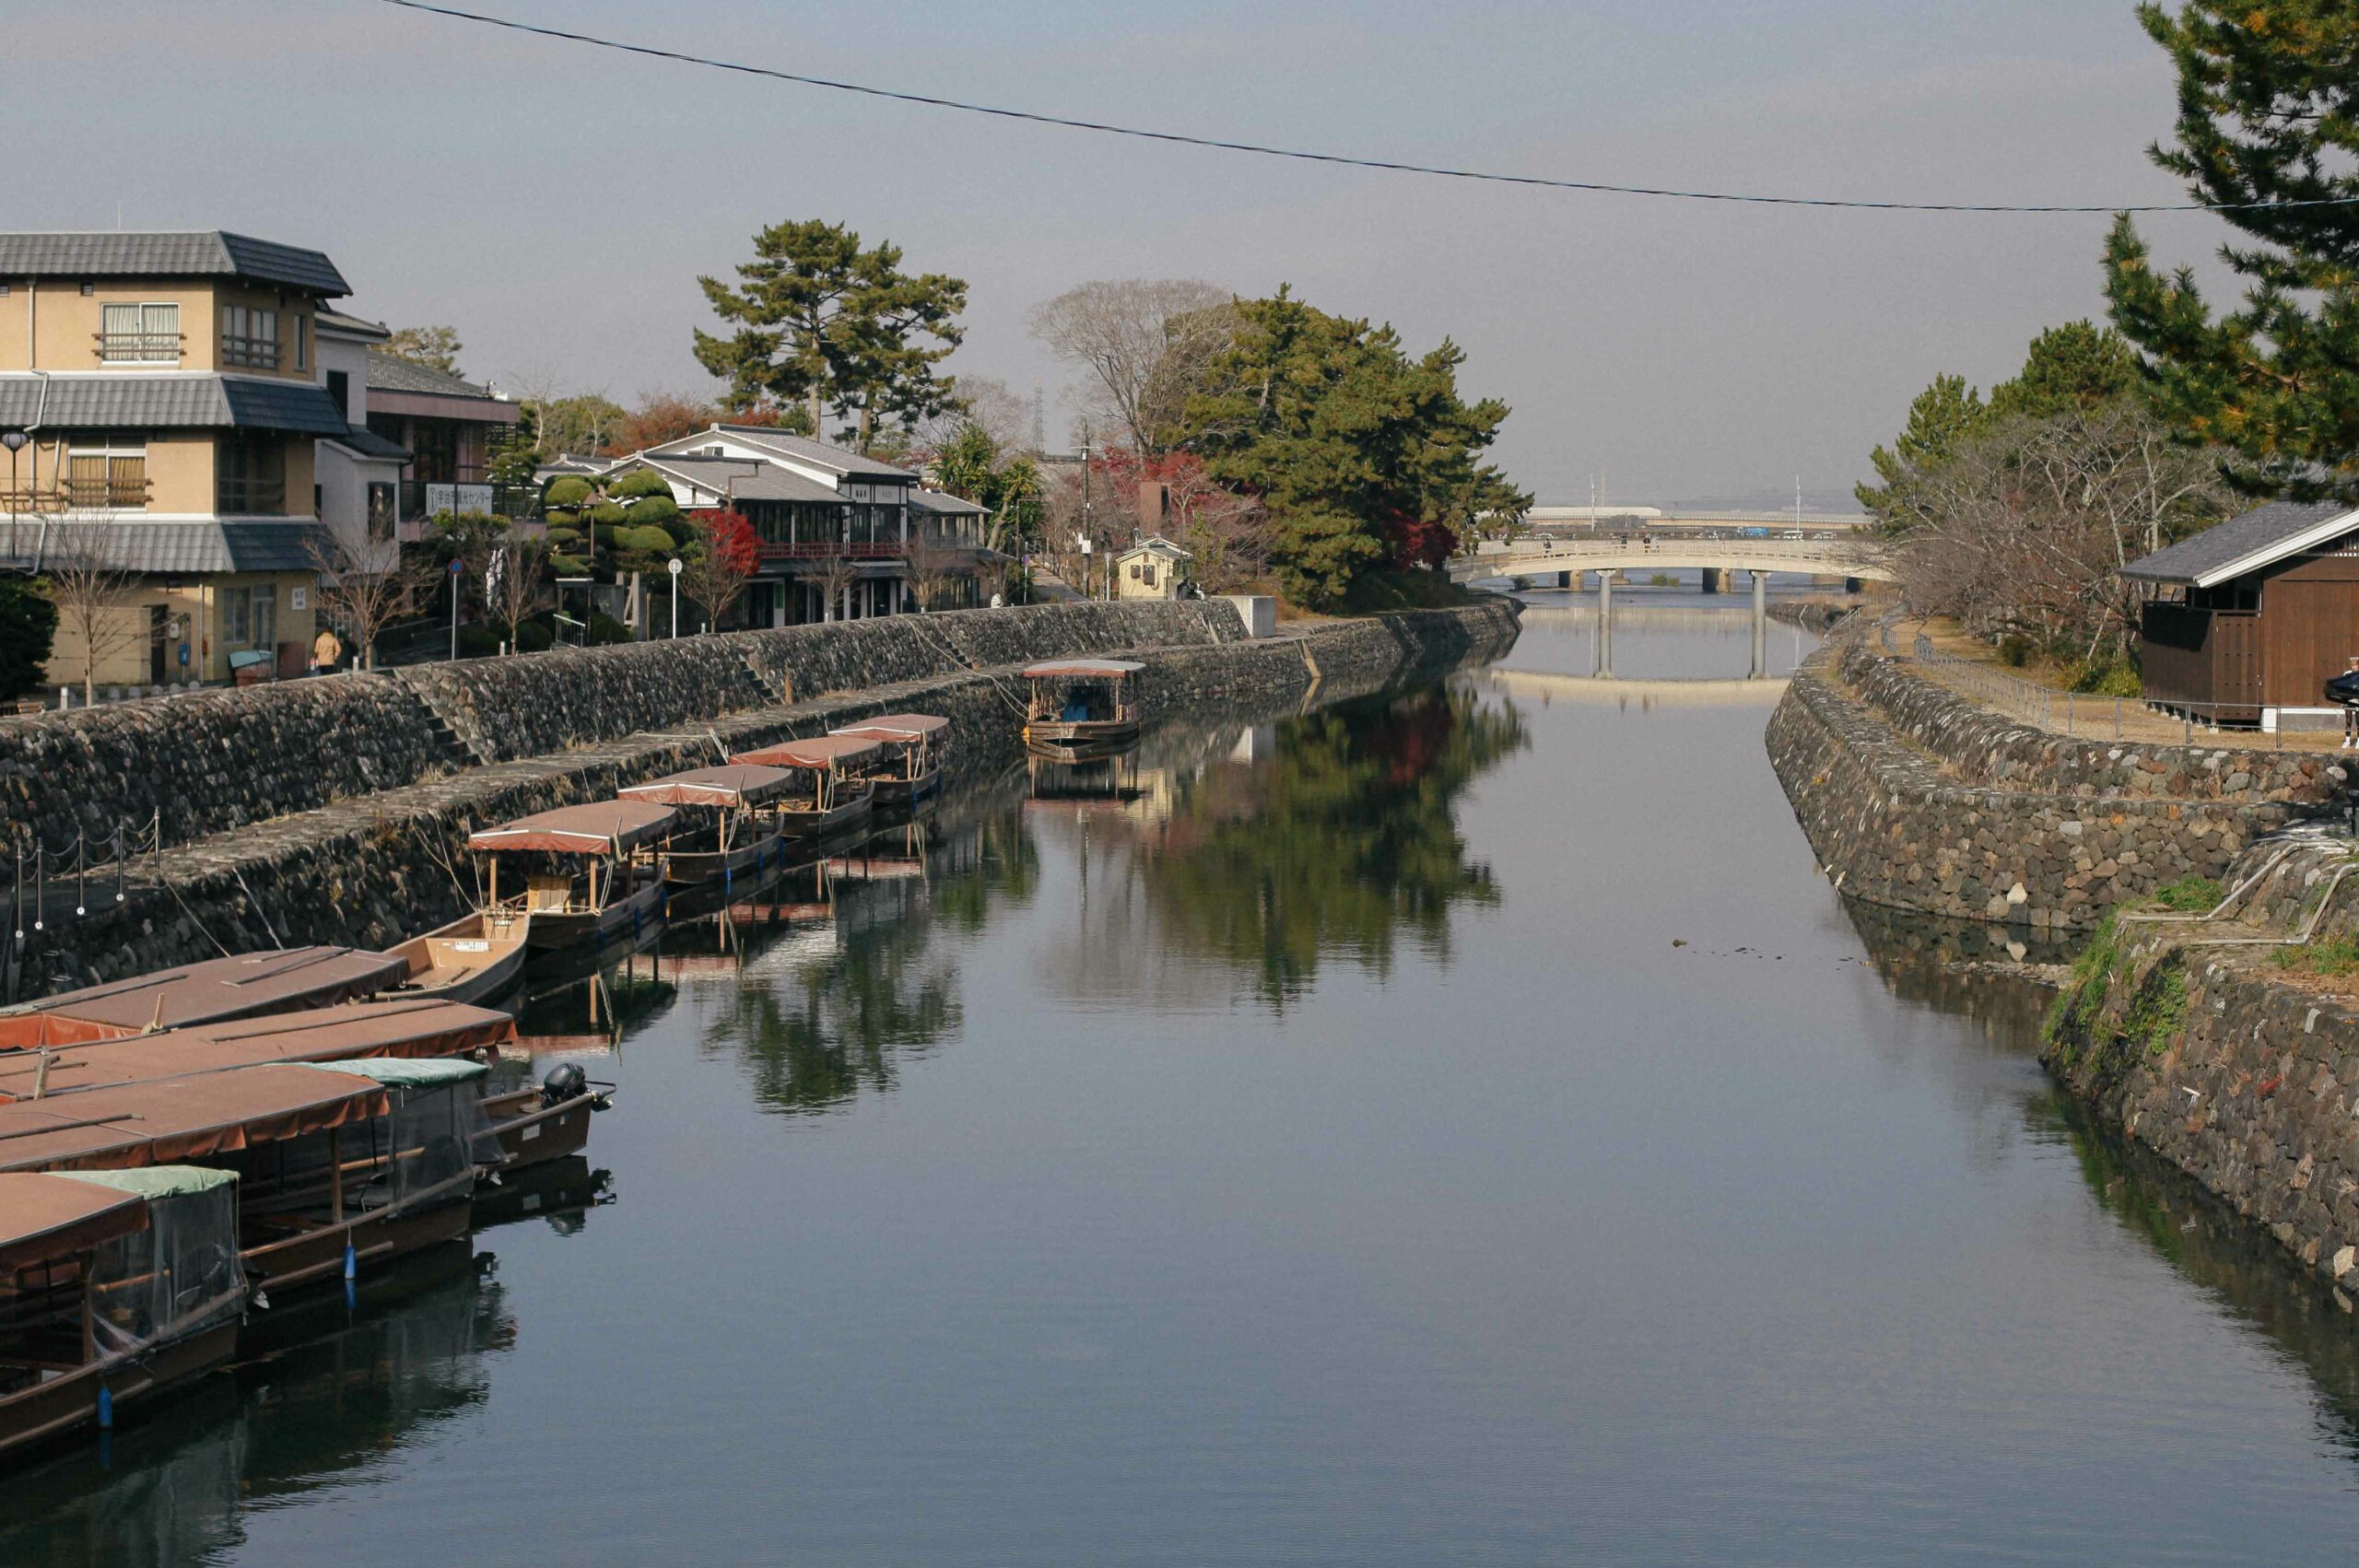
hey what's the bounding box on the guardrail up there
[1908,634,2330,747]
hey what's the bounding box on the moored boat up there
[381,910,534,1004]
[1,947,411,1038]
[0,1167,247,1461]
[1021,660,1144,753]
[619,765,794,887]
[828,712,950,803]
[727,736,880,838]
[465,802,679,951]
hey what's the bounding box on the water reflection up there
[0,1246,512,1566]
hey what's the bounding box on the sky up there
[14,0,2250,506]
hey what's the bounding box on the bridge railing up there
[1907,633,2305,747]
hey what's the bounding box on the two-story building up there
[599,425,994,625]
[362,351,523,536]
[0,231,351,687]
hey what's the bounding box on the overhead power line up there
[374,0,2358,215]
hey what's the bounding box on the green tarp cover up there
[55,1164,240,1199]
[306,1057,488,1087]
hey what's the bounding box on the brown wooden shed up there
[2124,499,2359,730]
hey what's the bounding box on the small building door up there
[148,605,168,686]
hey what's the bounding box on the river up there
[8,595,2359,1564]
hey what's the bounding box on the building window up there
[325,369,350,418]
[220,305,280,370]
[217,437,287,514]
[293,314,307,372]
[222,584,277,648]
[63,440,147,510]
[97,301,181,363]
[367,482,395,542]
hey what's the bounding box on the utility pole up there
[1079,423,1096,599]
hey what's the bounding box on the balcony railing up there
[60,477,151,511]
[94,332,183,364]
[215,478,286,515]
[219,333,281,370]
[755,540,910,564]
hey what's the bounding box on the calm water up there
[10,593,2359,1564]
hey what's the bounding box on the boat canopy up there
[829,713,950,744]
[0,999,514,1102]
[54,1164,240,1199]
[1023,660,1144,680]
[305,1056,489,1088]
[730,735,885,771]
[4,946,410,1038]
[0,1063,389,1174]
[0,1172,149,1268]
[466,801,678,856]
[618,765,798,809]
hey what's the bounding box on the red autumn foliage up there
[690,509,762,574]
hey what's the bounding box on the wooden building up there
[2124,499,2359,730]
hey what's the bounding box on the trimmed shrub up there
[587,613,633,646]
[544,475,593,509]
[607,469,673,500]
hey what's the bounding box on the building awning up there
[466,801,678,855]
[729,735,885,771]
[0,1064,389,1174]
[0,375,351,435]
[1024,660,1145,679]
[618,765,799,809]
[2120,499,2359,588]
[0,1172,149,1268]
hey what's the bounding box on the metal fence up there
[1909,634,2333,748]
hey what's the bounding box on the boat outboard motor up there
[541,1061,589,1107]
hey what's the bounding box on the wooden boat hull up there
[1025,718,1142,749]
[384,911,532,1004]
[239,1185,475,1298]
[483,1086,604,1170]
[870,764,942,805]
[662,830,783,887]
[523,879,665,950]
[772,788,875,839]
[0,1318,240,1462]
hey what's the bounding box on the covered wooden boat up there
[0,1167,247,1461]
[1021,660,1144,751]
[479,1064,608,1172]
[829,713,950,803]
[619,765,794,887]
[1,948,410,1039]
[727,736,880,838]
[0,1060,487,1298]
[382,909,533,1004]
[466,802,678,951]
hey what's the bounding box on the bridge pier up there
[1750,570,1767,679]
[1596,571,1614,677]
[1700,567,1722,594]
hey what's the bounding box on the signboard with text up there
[424,483,496,517]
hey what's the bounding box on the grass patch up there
[2146,876,2222,914]
[2121,965,2189,1055]
[2274,934,2359,978]
[2044,913,2124,1046]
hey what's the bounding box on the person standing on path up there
[311,626,343,676]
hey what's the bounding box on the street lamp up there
[667,556,682,638]
[0,430,25,567]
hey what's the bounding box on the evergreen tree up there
[1856,374,1987,531]
[2103,0,2359,495]
[1989,322,2141,420]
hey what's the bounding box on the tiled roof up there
[323,425,411,462]
[629,453,844,505]
[35,521,332,574]
[702,426,918,480]
[364,351,498,400]
[909,488,987,515]
[0,231,348,296]
[313,309,391,341]
[0,375,349,434]
[2120,499,2359,586]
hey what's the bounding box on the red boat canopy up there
[829,713,950,745]
[466,801,678,855]
[0,999,515,1102]
[7,946,411,1039]
[0,1064,389,1174]
[1023,660,1144,680]
[618,765,798,809]
[729,735,885,771]
[0,1172,149,1268]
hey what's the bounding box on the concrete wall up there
[4,599,1519,993]
[1766,641,2349,930]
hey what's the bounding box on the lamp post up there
[0,430,25,567]
[447,556,463,661]
[667,556,682,638]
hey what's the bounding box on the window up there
[221,585,277,647]
[366,482,395,542]
[221,588,248,644]
[97,301,181,363]
[325,369,350,419]
[293,314,307,373]
[219,305,280,370]
[63,440,147,509]
[252,584,276,648]
[216,437,287,514]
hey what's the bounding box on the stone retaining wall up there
[12,601,1517,996]
[1765,643,2341,930]
[2047,924,2359,1297]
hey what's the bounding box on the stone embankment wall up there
[2046,900,2359,1298]
[1766,640,2351,930]
[15,601,1517,995]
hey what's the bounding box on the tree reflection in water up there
[0,1246,513,1567]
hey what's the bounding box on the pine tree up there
[2103,1,2359,496]
[1857,374,1987,531]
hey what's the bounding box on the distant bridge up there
[1486,668,1790,706]
[1447,535,1895,587]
